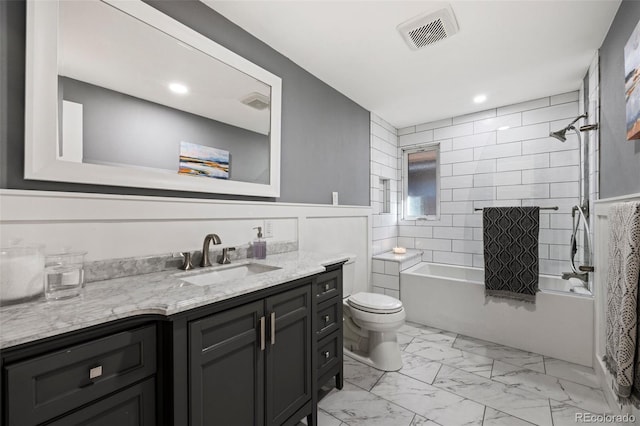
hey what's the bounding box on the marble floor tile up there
[549,400,599,426]
[410,414,441,425]
[398,322,457,340]
[405,337,494,378]
[398,352,442,385]
[491,361,610,414]
[543,357,600,388]
[300,409,345,426]
[452,335,545,373]
[371,372,485,426]
[319,382,415,426]
[554,379,611,414]
[411,330,458,347]
[433,365,553,426]
[398,332,414,351]
[323,330,612,426]
[343,354,385,391]
[482,407,536,426]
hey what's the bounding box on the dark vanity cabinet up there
[2,322,159,426]
[314,264,344,390]
[188,284,312,426]
[1,264,344,426]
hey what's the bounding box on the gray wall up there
[0,0,370,205]
[61,77,269,184]
[600,0,640,198]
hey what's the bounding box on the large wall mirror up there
[25,0,282,197]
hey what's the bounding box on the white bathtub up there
[400,262,594,366]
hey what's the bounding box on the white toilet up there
[342,260,406,371]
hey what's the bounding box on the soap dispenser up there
[252,227,267,259]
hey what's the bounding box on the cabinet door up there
[265,285,312,426]
[189,301,265,426]
[46,378,155,426]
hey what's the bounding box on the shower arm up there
[567,113,588,129]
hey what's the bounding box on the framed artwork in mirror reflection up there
[178,141,230,179]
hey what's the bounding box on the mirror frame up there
[25,0,282,197]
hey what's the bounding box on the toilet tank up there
[342,257,356,296]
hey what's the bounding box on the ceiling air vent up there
[241,92,270,110]
[397,6,459,50]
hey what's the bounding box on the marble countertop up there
[372,249,423,263]
[0,251,352,350]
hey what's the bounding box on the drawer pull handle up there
[89,366,103,380]
[324,283,330,292]
[270,312,276,345]
[323,315,330,323]
[259,316,266,351]
[323,351,330,359]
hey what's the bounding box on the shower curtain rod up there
[474,206,559,212]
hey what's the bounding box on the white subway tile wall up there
[395,92,581,275]
[371,255,421,296]
[371,114,400,255]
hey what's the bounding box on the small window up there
[402,145,439,220]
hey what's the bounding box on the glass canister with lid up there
[0,244,46,305]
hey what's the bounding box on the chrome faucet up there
[200,234,221,267]
[217,247,236,265]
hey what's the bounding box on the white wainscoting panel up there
[0,189,371,289]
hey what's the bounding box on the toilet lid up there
[348,292,403,314]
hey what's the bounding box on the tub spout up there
[561,271,588,283]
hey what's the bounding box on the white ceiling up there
[59,0,271,135]
[205,0,621,129]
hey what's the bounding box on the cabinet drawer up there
[47,378,156,426]
[5,324,156,426]
[315,270,341,303]
[316,297,341,340]
[317,332,340,379]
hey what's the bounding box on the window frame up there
[401,143,440,221]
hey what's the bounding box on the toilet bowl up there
[343,292,406,371]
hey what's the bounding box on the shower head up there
[549,127,571,142]
[549,113,588,142]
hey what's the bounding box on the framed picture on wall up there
[178,141,230,179]
[624,19,640,140]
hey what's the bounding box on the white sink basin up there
[181,263,281,286]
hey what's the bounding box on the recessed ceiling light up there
[497,126,510,131]
[169,82,189,95]
[473,94,487,104]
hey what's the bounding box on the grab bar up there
[474,206,558,212]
